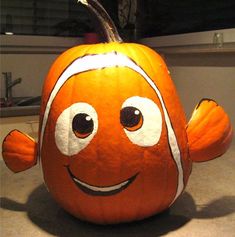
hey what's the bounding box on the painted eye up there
[72,113,94,139]
[120,107,143,131]
[55,102,98,156]
[121,96,162,147]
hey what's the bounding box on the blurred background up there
[1,0,235,39]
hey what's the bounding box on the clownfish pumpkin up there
[2,0,233,224]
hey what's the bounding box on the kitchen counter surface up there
[1,142,235,237]
[0,105,40,118]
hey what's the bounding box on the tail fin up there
[2,130,38,172]
[187,99,233,162]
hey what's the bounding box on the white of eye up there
[55,102,98,156]
[121,96,162,147]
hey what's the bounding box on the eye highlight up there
[120,107,143,131]
[121,96,162,147]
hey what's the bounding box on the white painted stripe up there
[40,51,184,202]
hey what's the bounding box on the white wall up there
[0,35,83,98]
[169,65,235,125]
[1,54,57,97]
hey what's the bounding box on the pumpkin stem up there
[78,0,123,43]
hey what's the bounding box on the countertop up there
[0,105,40,117]
[1,143,235,237]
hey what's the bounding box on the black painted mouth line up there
[67,167,138,196]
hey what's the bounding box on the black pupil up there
[120,106,141,128]
[72,113,94,135]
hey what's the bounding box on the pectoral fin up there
[187,99,233,162]
[2,130,38,172]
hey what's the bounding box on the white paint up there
[40,52,184,202]
[73,176,129,193]
[55,102,98,156]
[122,96,162,147]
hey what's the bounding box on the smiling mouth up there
[67,167,138,196]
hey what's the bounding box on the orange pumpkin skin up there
[1,0,232,225]
[187,99,233,162]
[39,42,192,224]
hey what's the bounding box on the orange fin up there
[2,130,38,173]
[187,99,233,162]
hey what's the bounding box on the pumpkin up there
[2,0,233,224]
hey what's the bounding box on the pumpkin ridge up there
[3,151,35,160]
[127,44,153,219]
[40,44,96,156]
[187,101,215,136]
[118,43,144,219]
[137,45,172,208]
[142,45,187,204]
[222,124,233,147]
[187,103,225,146]
[132,44,179,208]
[195,98,218,110]
[187,100,218,132]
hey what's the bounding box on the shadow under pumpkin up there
[1,184,235,237]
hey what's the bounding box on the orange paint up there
[1,1,233,225]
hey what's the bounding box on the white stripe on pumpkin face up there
[40,51,184,203]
